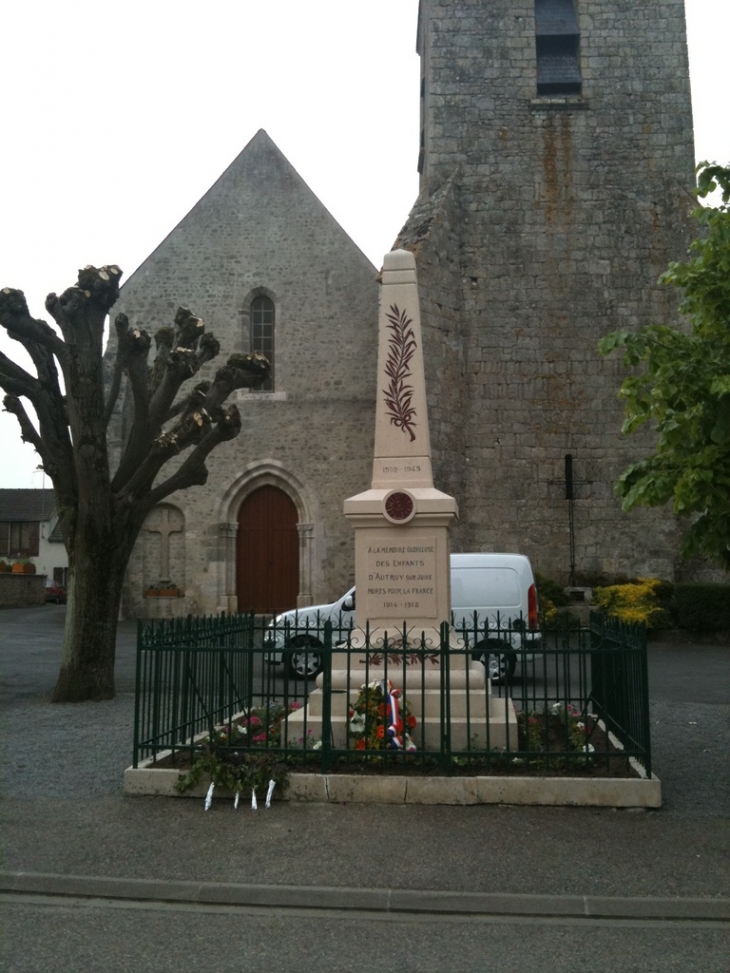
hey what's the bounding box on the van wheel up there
[474,641,516,685]
[288,637,323,679]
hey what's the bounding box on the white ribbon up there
[204,782,214,811]
[265,779,276,808]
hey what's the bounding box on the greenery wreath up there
[348,679,417,751]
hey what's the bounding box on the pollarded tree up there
[599,163,730,568]
[0,265,269,701]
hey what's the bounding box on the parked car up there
[44,578,67,604]
[264,553,541,681]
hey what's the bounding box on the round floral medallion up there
[384,490,415,523]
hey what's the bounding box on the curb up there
[1,871,728,921]
[124,765,662,808]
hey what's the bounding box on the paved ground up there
[0,606,728,971]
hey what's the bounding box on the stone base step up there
[318,658,489,692]
[305,686,498,720]
[285,691,517,750]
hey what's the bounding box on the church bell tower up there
[402,0,696,582]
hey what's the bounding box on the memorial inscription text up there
[365,536,438,617]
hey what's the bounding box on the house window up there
[535,0,582,96]
[250,296,274,392]
[53,566,69,587]
[0,521,40,557]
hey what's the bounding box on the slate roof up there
[48,520,64,542]
[0,489,56,522]
[390,173,459,265]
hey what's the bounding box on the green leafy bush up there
[673,583,730,631]
[174,702,300,795]
[535,573,571,626]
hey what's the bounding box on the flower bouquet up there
[348,680,417,752]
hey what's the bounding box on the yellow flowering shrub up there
[592,578,672,628]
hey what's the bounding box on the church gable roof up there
[106,128,380,427]
[121,129,375,292]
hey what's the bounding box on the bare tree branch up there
[139,404,243,515]
[2,384,75,516]
[0,288,66,357]
[163,381,211,424]
[103,312,144,427]
[116,402,224,502]
[109,314,154,490]
[0,290,68,423]
[201,353,270,411]
[116,429,184,501]
[3,394,44,454]
[147,326,176,399]
[147,312,210,423]
[104,357,123,429]
[0,350,41,401]
[44,265,122,347]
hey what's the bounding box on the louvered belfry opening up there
[535,0,582,96]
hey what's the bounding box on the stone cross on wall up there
[146,506,183,579]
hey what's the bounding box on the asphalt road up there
[0,606,728,971]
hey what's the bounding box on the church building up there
[109,0,702,619]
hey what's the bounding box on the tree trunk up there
[51,527,133,702]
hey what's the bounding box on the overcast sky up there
[1,0,727,490]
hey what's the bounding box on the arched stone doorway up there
[237,485,299,613]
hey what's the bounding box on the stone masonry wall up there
[107,131,379,616]
[0,574,45,607]
[415,0,698,582]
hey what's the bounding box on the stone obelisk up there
[343,249,458,645]
[292,249,515,750]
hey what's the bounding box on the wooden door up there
[237,486,299,613]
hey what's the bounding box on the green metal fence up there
[132,611,651,778]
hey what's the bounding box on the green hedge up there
[673,584,730,632]
[587,580,730,631]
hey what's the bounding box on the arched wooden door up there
[237,486,299,613]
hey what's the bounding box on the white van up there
[264,553,541,682]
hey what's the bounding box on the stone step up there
[285,694,517,751]
[303,686,503,720]
[318,659,489,692]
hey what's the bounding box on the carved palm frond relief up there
[382,304,417,442]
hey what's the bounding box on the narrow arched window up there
[250,296,274,392]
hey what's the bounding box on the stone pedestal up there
[343,502,455,648]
